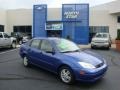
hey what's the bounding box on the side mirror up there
[45,51,55,55]
[8,36,11,38]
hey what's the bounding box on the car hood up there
[10,37,16,40]
[64,50,104,66]
[92,38,108,41]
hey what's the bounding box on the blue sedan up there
[19,37,108,84]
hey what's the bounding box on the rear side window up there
[41,40,53,52]
[0,33,3,38]
[96,34,102,38]
[103,34,107,38]
[30,39,41,49]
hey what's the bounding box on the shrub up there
[116,29,120,40]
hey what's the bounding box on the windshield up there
[95,33,108,38]
[54,39,80,53]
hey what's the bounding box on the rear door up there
[27,39,42,65]
[27,39,59,72]
[0,33,4,46]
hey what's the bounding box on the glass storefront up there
[13,26,32,36]
[0,25,4,32]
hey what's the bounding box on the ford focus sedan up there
[19,37,108,84]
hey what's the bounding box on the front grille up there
[93,40,106,43]
[94,41,105,43]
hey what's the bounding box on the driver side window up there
[41,40,53,53]
[3,33,9,38]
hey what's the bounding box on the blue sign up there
[62,4,89,44]
[33,5,47,37]
[64,11,80,19]
[62,4,89,21]
[46,23,63,30]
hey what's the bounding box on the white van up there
[91,33,111,49]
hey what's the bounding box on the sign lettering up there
[64,11,79,19]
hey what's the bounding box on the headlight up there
[78,62,96,69]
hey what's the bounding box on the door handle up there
[41,51,45,54]
[28,49,32,52]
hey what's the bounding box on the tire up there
[106,46,110,50]
[11,42,16,49]
[19,40,22,45]
[91,45,94,49]
[109,44,111,47]
[59,66,75,84]
[23,56,30,67]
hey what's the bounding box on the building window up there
[13,26,32,36]
[117,16,120,23]
[90,26,109,33]
[0,25,4,32]
[89,26,109,42]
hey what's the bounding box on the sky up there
[0,0,116,9]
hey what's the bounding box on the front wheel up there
[59,66,75,84]
[11,42,16,48]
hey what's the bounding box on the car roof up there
[33,37,62,41]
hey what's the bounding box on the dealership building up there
[0,0,120,44]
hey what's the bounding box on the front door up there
[3,33,11,46]
[39,40,57,72]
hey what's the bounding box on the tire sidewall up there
[23,56,29,67]
[11,42,16,48]
[59,66,75,84]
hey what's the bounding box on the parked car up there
[19,37,108,84]
[22,35,31,44]
[0,32,16,48]
[91,33,111,49]
[11,32,23,44]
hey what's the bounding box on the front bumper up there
[91,42,109,47]
[73,64,108,82]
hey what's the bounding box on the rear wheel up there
[91,45,94,49]
[59,66,75,84]
[106,46,110,50]
[23,56,29,67]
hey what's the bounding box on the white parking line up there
[0,49,18,55]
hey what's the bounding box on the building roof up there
[91,0,120,14]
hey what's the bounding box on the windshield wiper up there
[61,49,80,53]
[72,49,80,52]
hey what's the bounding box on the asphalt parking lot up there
[0,47,120,90]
